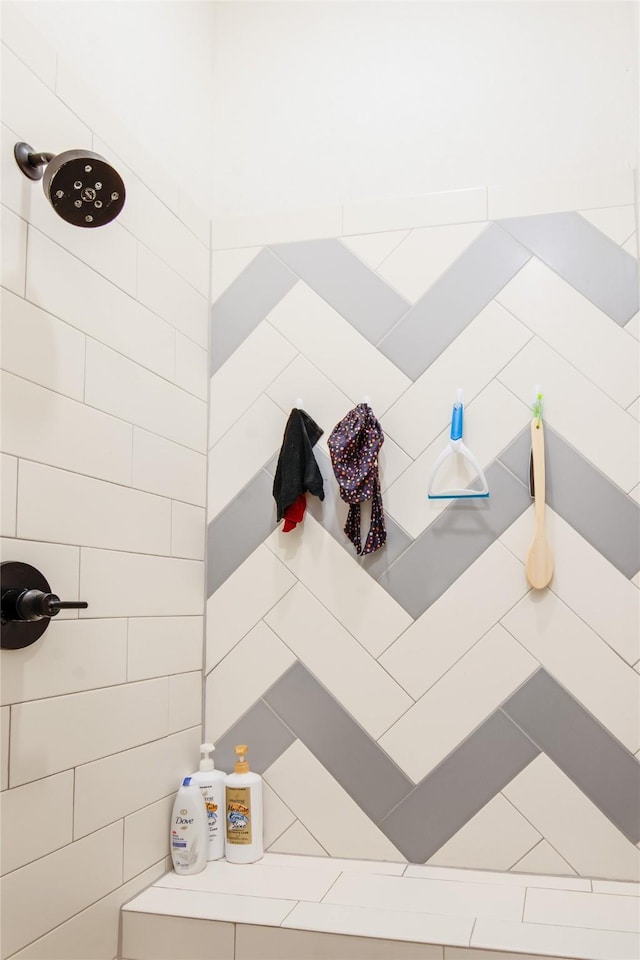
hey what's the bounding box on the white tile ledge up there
[121,854,639,960]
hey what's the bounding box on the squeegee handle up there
[451,403,463,441]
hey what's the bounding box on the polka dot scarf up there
[328,403,387,555]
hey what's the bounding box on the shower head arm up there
[14,142,54,181]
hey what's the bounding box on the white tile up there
[343,187,487,235]
[0,820,123,958]
[93,138,209,297]
[282,900,472,949]
[157,858,338,901]
[623,233,638,256]
[498,338,639,492]
[381,542,528,698]
[1,372,132,485]
[212,205,342,249]
[85,340,206,453]
[445,948,564,960]
[341,230,410,270]
[385,381,530,538]
[263,741,403,861]
[503,755,640,881]
[501,507,640,665]
[471,916,640,960]
[73,726,200,838]
[0,537,80,621]
[1,287,85,400]
[13,859,165,960]
[128,616,203,682]
[488,171,635,219]
[501,590,640,752]
[1,205,26,295]
[262,782,296,848]
[426,794,541,873]
[1,617,128,705]
[0,771,73,874]
[524,887,639,933]
[626,312,640,341]
[266,354,353,458]
[260,853,406,876]
[17,460,172,555]
[171,501,205,559]
[211,246,261,301]
[511,839,578,877]
[122,911,234,960]
[80,547,203,618]
[27,229,175,380]
[380,625,538,782]
[267,282,411,416]
[382,300,532,460]
[579,206,637,245]
[133,428,206,507]
[630,484,640,505]
[377,222,489,302]
[592,880,640,897]
[628,397,640,422]
[175,333,208,401]
[206,544,295,672]
[123,884,295,926]
[1,705,9,791]
[209,319,297,447]
[204,621,295,740]
[268,820,328,857]
[207,393,284,519]
[264,582,411,740]
[324,871,524,921]
[10,678,168,786]
[1,47,90,165]
[168,671,202,734]
[497,259,639,408]
[236,923,445,960]
[0,454,17,537]
[123,794,173,882]
[178,189,211,247]
[0,3,57,88]
[266,515,412,660]
[137,243,209,349]
[406,863,589,892]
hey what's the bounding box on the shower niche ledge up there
[120,853,639,960]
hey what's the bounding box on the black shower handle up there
[14,589,88,621]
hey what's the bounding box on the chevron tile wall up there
[207,198,640,881]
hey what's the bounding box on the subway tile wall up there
[0,7,208,959]
[206,177,640,879]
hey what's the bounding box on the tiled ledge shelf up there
[120,853,640,960]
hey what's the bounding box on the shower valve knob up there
[1,562,89,650]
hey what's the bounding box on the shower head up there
[14,143,126,227]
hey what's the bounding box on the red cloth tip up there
[282,493,307,532]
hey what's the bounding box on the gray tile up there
[379,461,531,619]
[214,698,295,775]
[264,662,413,823]
[210,249,297,373]
[499,425,640,578]
[499,212,639,325]
[502,670,640,843]
[207,468,277,596]
[379,711,540,861]
[378,224,531,380]
[270,239,411,344]
[306,449,413,579]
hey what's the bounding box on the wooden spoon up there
[526,418,553,589]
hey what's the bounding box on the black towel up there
[272,409,325,522]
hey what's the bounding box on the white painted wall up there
[209,0,638,217]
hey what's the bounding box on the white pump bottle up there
[191,743,226,860]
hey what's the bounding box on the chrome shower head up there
[14,143,126,227]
